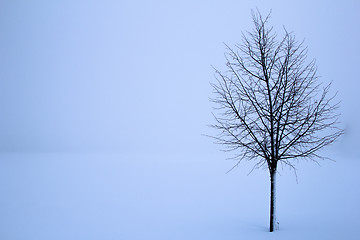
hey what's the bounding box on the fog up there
[1,0,358,155]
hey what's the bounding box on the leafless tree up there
[210,10,344,232]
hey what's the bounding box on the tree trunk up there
[270,170,278,232]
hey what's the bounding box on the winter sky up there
[0,0,359,157]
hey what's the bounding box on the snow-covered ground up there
[0,152,359,239]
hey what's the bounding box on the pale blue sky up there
[0,0,359,155]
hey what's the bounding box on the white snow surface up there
[0,152,359,239]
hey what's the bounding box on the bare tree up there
[210,10,344,232]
